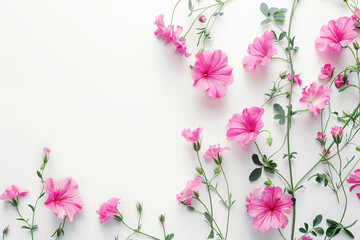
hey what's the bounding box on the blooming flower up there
[285,73,302,86]
[246,187,293,234]
[43,147,51,156]
[243,31,278,72]
[181,127,203,143]
[227,107,265,147]
[315,17,357,52]
[347,169,360,199]
[318,64,335,83]
[331,126,343,144]
[203,144,230,161]
[97,198,121,224]
[154,15,191,57]
[191,50,234,98]
[44,177,83,223]
[334,74,349,89]
[299,82,332,116]
[176,176,202,205]
[0,185,29,201]
[198,14,206,23]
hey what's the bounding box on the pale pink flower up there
[203,144,230,161]
[246,187,293,234]
[198,14,206,23]
[331,126,343,144]
[334,74,349,89]
[43,147,51,156]
[97,198,121,224]
[315,17,357,52]
[181,127,203,142]
[44,178,83,223]
[192,50,234,98]
[243,31,278,72]
[0,185,29,201]
[299,82,332,116]
[351,9,360,24]
[176,176,202,205]
[301,237,313,240]
[245,188,260,210]
[317,132,326,142]
[318,64,335,83]
[227,107,265,147]
[285,73,302,86]
[347,169,360,199]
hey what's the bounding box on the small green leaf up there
[279,31,287,40]
[299,227,307,233]
[273,103,286,125]
[260,3,269,16]
[249,168,262,181]
[343,228,355,239]
[166,233,175,240]
[261,19,272,26]
[264,166,275,174]
[28,204,35,212]
[313,215,323,227]
[204,212,213,225]
[208,230,214,239]
[314,227,324,235]
[36,170,42,179]
[252,154,263,166]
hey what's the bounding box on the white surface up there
[0,0,359,239]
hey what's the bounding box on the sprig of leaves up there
[299,214,324,237]
[260,3,287,26]
[249,154,277,181]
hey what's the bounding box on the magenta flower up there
[301,237,313,240]
[331,126,343,144]
[176,176,202,205]
[154,15,191,57]
[227,107,265,147]
[0,185,29,201]
[203,144,230,161]
[285,73,302,86]
[318,64,335,83]
[243,31,278,72]
[347,169,360,199]
[97,198,121,224]
[181,127,203,143]
[315,17,357,52]
[334,74,349,89]
[198,14,206,23]
[299,82,332,116]
[317,132,326,142]
[246,187,293,234]
[351,9,360,24]
[44,178,83,223]
[192,50,234,98]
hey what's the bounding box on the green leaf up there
[252,154,263,166]
[343,228,355,239]
[166,234,175,240]
[305,222,309,231]
[188,0,193,11]
[314,227,324,235]
[299,227,307,233]
[264,166,275,174]
[279,31,287,40]
[249,168,262,181]
[273,103,286,125]
[208,230,214,239]
[261,19,272,26]
[313,215,323,227]
[326,226,340,237]
[36,170,42,179]
[260,3,269,16]
[28,204,35,212]
[204,212,213,225]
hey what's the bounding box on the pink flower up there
[299,82,332,116]
[347,169,360,199]
[44,178,83,223]
[203,144,230,161]
[154,14,171,41]
[331,126,343,144]
[0,185,29,201]
[192,50,234,98]
[285,73,302,86]
[154,15,191,57]
[181,127,203,142]
[301,237,313,240]
[322,148,331,155]
[97,198,121,224]
[351,9,360,24]
[198,14,206,23]
[226,107,265,147]
[176,176,202,205]
[315,17,357,52]
[43,147,51,156]
[246,187,293,234]
[318,64,335,83]
[334,74,349,89]
[243,31,278,72]
[317,132,326,142]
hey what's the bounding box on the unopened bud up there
[159,214,165,223]
[3,225,9,235]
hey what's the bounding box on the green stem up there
[195,198,224,239]
[219,164,231,240]
[170,0,182,26]
[121,221,161,240]
[30,170,45,239]
[160,221,166,240]
[278,229,287,240]
[273,56,290,63]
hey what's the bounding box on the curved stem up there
[195,198,224,239]
[121,221,161,240]
[219,164,231,240]
[170,0,182,26]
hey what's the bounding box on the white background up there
[0,0,360,239]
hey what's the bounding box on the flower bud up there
[279,71,287,79]
[265,180,272,186]
[353,41,359,50]
[331,126,343,144]
[317,132,326,146]
[266,137,273,146]
[3,225,9,235]
[356,145,360,152]
[198,14,206,23]
[136,201,142,213]
[342,74,348,84]
[192,141,201,152]
[196,167,204,175]
[159,214,165,223]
